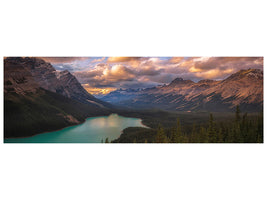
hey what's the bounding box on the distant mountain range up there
[4,57,263,138]
[4,57,111,137]
[100,69,263,112]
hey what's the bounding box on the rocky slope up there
[4,57,40,94]
[56,70,110,108]
[4,57,111,138]
[101,69,263,112]
[4,57,110,108]
[100,88,143,104]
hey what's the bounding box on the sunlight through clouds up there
[43,56,263,95]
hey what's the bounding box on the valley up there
[4,57,263,143]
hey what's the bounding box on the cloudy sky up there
[42,57,263,95]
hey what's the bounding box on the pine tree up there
[101,139,103,143]
[199,127,208,143]
[176,118,183,142]
[208,113,217,142]
[170,118,182,143]
[226,127,235,143]
[217,128,223,143]
[234,105,243,142]
[234,123,242,143]
[235,105,241,123]
[155,124,168,143]
[170,127,176,143]
[191,123,199,143]
[256,112,263,143]
[105,137,109,143]
[241,112,248,142]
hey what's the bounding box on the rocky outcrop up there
[101,69,263,112]
[22,57,64,93]
[4,57,40,94]
[4,57,109,108]
[168,78,195,87]
[4,57,112,138]
[201,69,263,107]
[56,70,109,108]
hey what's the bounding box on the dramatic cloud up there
[193,57,263,72]
[82,85,117,96]
[107,57,145,68]
[91,57,106,63]
[185,57,263,79]
[169,57,185,63]
[74,64,137,88]
[107,57,142,63]
[43,56,263,94]
[102,64,136,81]
[41,57,87,64]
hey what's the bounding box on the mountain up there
[4,57,111,138]
[5,57,110,107]
[100,88,142,104]
[55,70,111,108]
[101,69,263,112]
[198,69,263,111]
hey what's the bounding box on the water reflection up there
[107,113,120,127]
[89,117,107,127]
[5,114,146,143]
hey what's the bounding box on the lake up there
[4,114,146,143]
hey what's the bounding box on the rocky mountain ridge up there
[4,57,109,108]
[101,69,263,112]
[4,57,111,138]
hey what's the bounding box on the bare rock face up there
[168,78,195,87]
[56,70,108,107]
[4,57,112,138]
[21,57,63,93]
[202,69,263,107]
[4,57,64,95]
[102,69,263,112]
[4,57,40,95]
[56,70,95,99]
[4,57,109,108]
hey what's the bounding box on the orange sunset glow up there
[82,85,117,96]
[41,57,263,96]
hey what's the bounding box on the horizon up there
[40,57,263,95]
[91,68,263,95]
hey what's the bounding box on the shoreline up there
[4,113,147,140]
[4,114,109,140]
[140,120,150,129]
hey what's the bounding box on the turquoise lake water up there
[4,114,146,143]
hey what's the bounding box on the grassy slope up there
[4,89,111,138]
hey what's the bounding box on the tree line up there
[154,106,263,143]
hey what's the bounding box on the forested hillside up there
[113,106,263,143]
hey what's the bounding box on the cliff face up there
[22,57,63,93]
[200,69,263,107]
[4,57,109,108]
[4,57,40,94]
[56,70,109,108]
[4,57,111,138]
[101,69,263,112]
